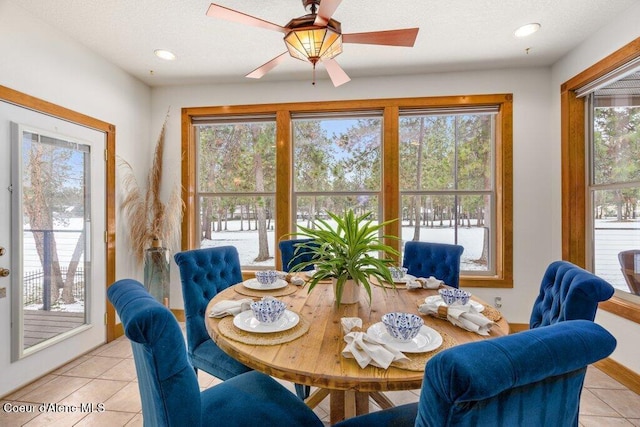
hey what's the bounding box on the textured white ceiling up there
[10,0,637,87]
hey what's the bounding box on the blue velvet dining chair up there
[334,320,616,427]
[107,279,323,427]
[279,238,317,272]
[529,260,615,329]
[402,241,464,288]
[174,246,251,380]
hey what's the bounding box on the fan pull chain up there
[312,62,316,85]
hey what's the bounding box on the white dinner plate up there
[367,322,443,353]
[424,295,485,312]
[233,310,300,333]
[243,278,288,290]
[393,274,416,284]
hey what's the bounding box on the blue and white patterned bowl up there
[454,289,472,305]
[381,312,424,342]
[255,270,279,286]
[439,288,472,305]
[389,267,408,280]
[250,298,287,324]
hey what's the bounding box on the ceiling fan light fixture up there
[514,23,541,38]
[284,26,343,64]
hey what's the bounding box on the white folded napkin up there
[290,276,305,286]
[209,298,253,318]
[341,317,363,334]
[342,331,410,369]
[418,300,494,335]
[406,276,444,290]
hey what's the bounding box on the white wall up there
[550,2,640,376]
[153,67,555,323]
[0,0,151,395]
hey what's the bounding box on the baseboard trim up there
[112,322,124,339]
[508,322,528,333]
[594,357,640,395]
[171,309,186,322]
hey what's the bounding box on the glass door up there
[9,120,105,361]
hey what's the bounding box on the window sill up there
[601,296,640,324]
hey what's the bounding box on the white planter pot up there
[332,277,360,305]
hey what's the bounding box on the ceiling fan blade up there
[314,0,342,26]
[246,52,289,79]
[323,58,351,87]
[343,28,419,47]
[207,3,286,33]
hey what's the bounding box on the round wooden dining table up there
[205,279,509,425]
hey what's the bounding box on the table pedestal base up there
[306,388,395,424]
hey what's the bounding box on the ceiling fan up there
[206,0,419,87]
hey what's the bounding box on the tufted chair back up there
[529,260,615,329]
[334,320,617,427]
[402,241,464,288]
[279,238,317,272]
[108,279,203,426]
[174,246,250,379]
[415,320,616,427]
[108,279,324,427]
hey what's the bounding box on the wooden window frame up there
[561,37,640,323]
[181,94,513,288]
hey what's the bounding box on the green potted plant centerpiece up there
[286,209,399,306]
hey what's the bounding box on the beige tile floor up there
[2,331,640,427]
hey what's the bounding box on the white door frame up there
[0,85,116,396]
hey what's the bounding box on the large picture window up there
[183,95,512,287]
[292,113,383,230]
[195,117,277,267]
[561,36,640,323]
[399,108,496,274]
[587,70,640,295]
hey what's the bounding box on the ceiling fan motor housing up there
[302,0,321,13]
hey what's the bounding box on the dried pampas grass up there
[119,112,183,265]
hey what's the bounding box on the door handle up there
[0,268,9,277]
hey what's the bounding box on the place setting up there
[388,267,417,287]
[210,295,310,345]
[234,270,299,297]
[373,266,445,290]
[417,288,501,335]
[341,311,456,372]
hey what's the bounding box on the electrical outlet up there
[494,296,502,308]
[0,287,6,298]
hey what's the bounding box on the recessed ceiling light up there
[154,49,176,61]
[514,23,541,38]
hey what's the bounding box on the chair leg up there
[295,383,311,400]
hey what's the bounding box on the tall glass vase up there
[144,239,170,307]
